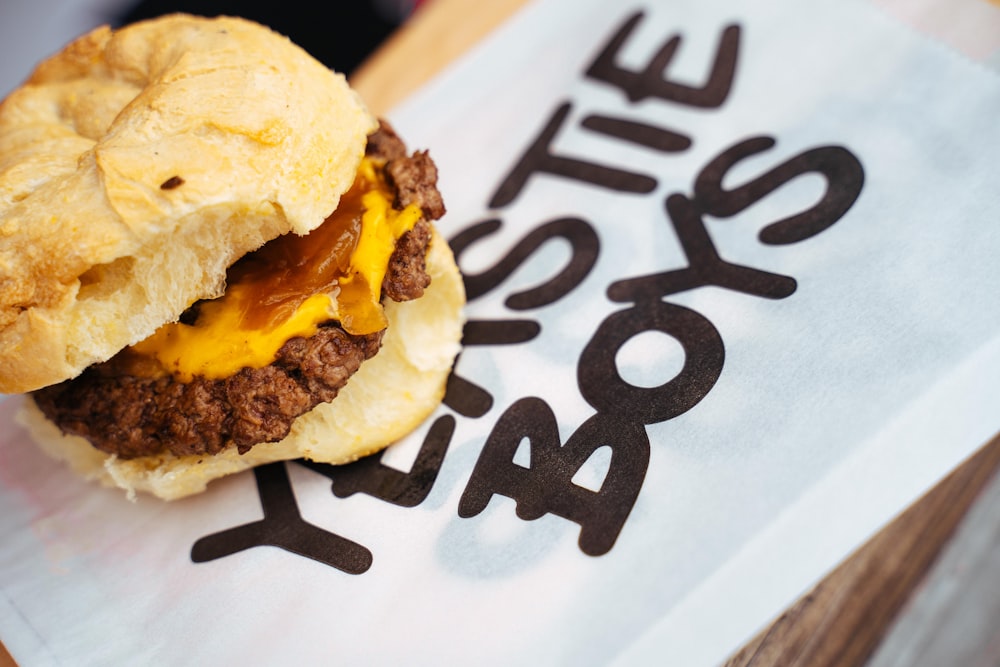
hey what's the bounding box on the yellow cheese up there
[337,190,422,334]
[131,291,334,382]
[130,158,422,381]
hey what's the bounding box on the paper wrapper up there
[2,0,1000,664]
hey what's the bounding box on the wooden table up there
[3,1,997,664]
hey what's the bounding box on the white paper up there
[2,1,1000,665]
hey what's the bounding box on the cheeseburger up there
[0,15,465,500]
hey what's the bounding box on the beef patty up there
[33,122,444,459]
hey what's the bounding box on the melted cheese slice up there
[130,158,422,382]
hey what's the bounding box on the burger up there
[0,14,465,500]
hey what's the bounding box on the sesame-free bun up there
[16,227,465,500]
[0,14,377,393]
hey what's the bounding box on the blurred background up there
[0,0,425,97]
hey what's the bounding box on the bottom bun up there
[17,227,465,501]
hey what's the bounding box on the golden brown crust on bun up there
[0,14,377,393]
[2,15,466,500]
[17,227,465,500]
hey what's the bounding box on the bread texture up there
[0,14,377,393]
[17,227,465,500]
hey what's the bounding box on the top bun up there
[0,14,377,394]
